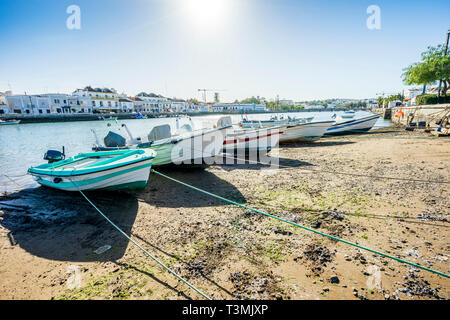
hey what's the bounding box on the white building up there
[119,98,134,113]
[5,94,51,114]
[279,99,294,106]
[73,86,120,113]
[170,100,190,113]
[0,91,10,115]
[135,92,170,113]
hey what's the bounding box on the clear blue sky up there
[1,0,449,102]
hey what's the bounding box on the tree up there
[402,44,450,96]
[187,98,200,104]
[240,96,260,104]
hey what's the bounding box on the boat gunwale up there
[148,125,232,146]
[328,114,381,130]
[284,120,335,129]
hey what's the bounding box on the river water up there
[0,110,390,192]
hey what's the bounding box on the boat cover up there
[217,116,232,127]
[104,131,127,147]
[148,124,171,141]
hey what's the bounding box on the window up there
[39,109,43,114]
[92,101,95,107]
[46,110,50,114]
[100,101,103,107]
[14,109,21,114]
[56,108,61,113]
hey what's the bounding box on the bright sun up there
[184,0,228,28]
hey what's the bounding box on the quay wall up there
[388,104,449,127]
[0,108,357,124]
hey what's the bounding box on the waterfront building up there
[46,94,74,113]
[0,91,9,114]
[279,99,294,106]
[5,94,50,114]
[170,99,190,113]
[73,87,120,113]
[3,93,84,114]
[119,98,135,113]
[135,92,170,113]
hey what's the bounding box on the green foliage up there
[377,94,404,108]
[402,45,450,95]
[187,98,200,104]
[337,101,367,109]
[415,94,450,105]
[266,102,304,110]
[240,96,260,104]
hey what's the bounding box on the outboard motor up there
[44,146,65,163]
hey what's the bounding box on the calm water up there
[0,111,390,192]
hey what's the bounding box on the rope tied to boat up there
[69,180,211,300]
[151,169,450,279]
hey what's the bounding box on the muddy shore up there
[0,127,449,300]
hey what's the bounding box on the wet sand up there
[0,127,449,300]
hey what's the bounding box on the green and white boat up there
[92,123,231,166]
[28,149,156,191]
[0,119,21,125]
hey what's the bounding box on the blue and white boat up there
[325,114,381,135]
[28,149,156,191]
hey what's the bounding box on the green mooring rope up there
[75,187,211,300]
[152,169,450,279]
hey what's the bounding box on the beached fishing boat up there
[279,121,335,143]
[0,119,21,125]
[99,115,118,121]
[92,123,231,166]
[28,149,156,191]
[217,116,283,152]
[325,113,381,135]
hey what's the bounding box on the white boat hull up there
[222,127,282,152]
[279,121,334,143]
[31,159,153,191]
[326,114,381,135]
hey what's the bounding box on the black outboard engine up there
[44,146,65,163]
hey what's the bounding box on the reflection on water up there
[0,111,390,192]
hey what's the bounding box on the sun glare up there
[184,0,228,28]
